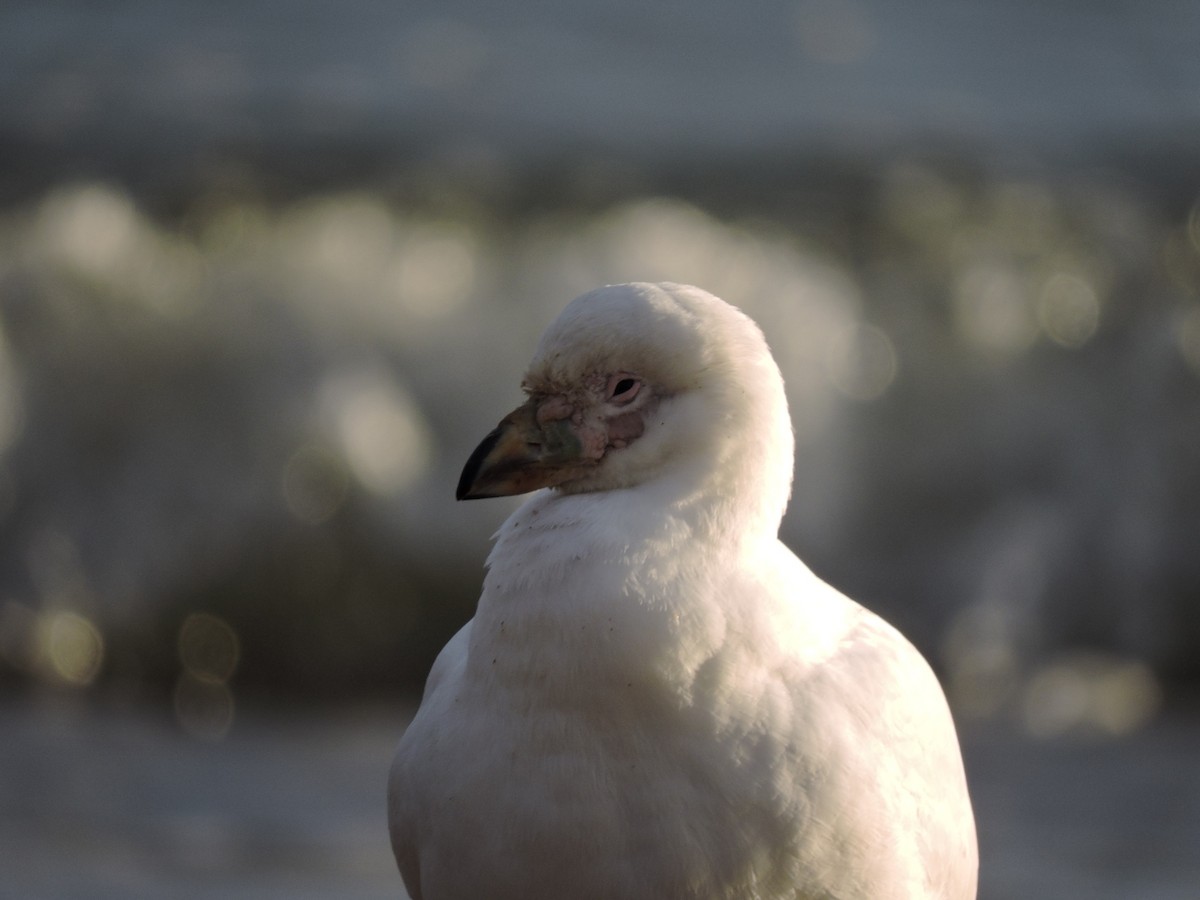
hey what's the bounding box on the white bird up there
[389,283,977,900]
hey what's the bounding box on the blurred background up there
[2,1,1199,897]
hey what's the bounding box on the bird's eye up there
[607,374,641,404]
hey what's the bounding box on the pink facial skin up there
[535,372,647,460]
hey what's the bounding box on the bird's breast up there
[397,627,802,900]
[475,493,741,696]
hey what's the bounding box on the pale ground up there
[3,697,1199,899]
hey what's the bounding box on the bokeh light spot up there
[824,323,897,401]
[37,183,139,277]
[953,264,1037,354]
[178,612,240,684]
[318,368,433,496]
[39,611,104,686]
[391,226,479,319]
[942,600,1021,718]
[1038,271,1100,349]
[1021,652,1161,738]
[281,444,350,524]
[296,195,395,284]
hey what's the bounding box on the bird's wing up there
[389,619,473,900]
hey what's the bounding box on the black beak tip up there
[456,426,503,501]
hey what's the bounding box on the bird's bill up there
[456,398,592,500]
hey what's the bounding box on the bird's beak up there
[456,398,591,500]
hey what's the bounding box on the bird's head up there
[457,283,794,529]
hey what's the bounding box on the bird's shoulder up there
[703,541,955,746]
[421,619,472,702]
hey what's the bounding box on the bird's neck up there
[471,481,764,708]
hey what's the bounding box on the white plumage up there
[389,283,977,899]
